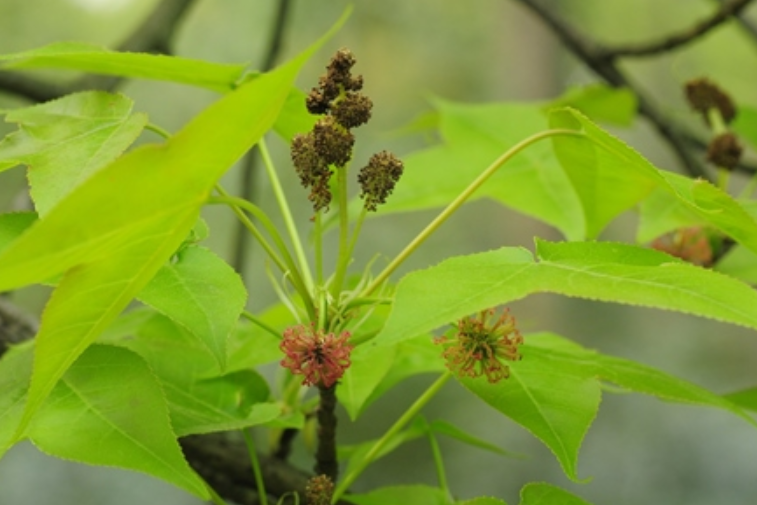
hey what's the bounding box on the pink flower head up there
[435,307,523,384]
[280,324,353,388]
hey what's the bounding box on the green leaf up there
[428,419,517,458]
[457,498,508,505]
[138,245,246,371]
[0,343,33,452]
[340,416,427,475]
[716,245,757,284]
[373,100,585,240]
[661,171,757,256]
[0,91,147,216]
[527,333,753,425]
[4,344,208,498]
[0,11,347,443]
[636,185,703,243]
[360,335,447,412]
[104,311,282,436]
[519,482,592,505]
[0,42,246,92]
[0,212,37,254]
[339,343,396,420]
[545,84,637,126]
[345,485,452,505]
[549,107,662,238]
[273,88,318,141]
[164,370,281,437]
[724,386,757,412]
[458,340,600,481]
[375,241,757,348]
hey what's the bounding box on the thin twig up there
[513,0,712,180]
[598,0,754,59]
[0,0,196,103]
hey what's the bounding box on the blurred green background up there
[1,1,757,504]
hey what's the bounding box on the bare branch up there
[513,0,711,180]
[0,0,197,103]
[598,0,754,59]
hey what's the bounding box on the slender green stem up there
[145,122,171,139]
[209,189,316,319]
[717,167,731,193]
[331,372,452,503]
[360,129,583,297]
[707,107,727,136]
[314,212,324,285]
[242,429,269,505]
[259,138,315,293]
[426,428,450,499]
[345,207,368,269]
[331,165,351,300]
[207,193,287,273]
[241,310,281,340]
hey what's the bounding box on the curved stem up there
[145,122,172,139]
[331,372,452,503]
[242,429,268,505]
[360,129,582,297]
[207,193,287,274]
[426,427,449,500]
[314,212,325,285]
[241,310,281,340]
[209,189,315,319]
[259,138,315,293]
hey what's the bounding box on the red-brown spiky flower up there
[651,226,714,267]
[435,307,523,383]
[280,324,353,388]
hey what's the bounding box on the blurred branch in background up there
[0,0,195,102]
[231,0,293,278]
[513,0,757,179]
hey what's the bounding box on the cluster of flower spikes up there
[290,48,404,213]
[279,323,353,388]
[685,78,742,170]
[435,307,523,384]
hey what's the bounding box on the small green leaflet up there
[0,91,147,216]
[138,245,247,371]
[104,312,282,436]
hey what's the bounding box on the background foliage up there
[1,1,757,505]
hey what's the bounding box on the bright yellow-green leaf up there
[546,84,637,126]
[0,42,246,92]
[0,91,147,216]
